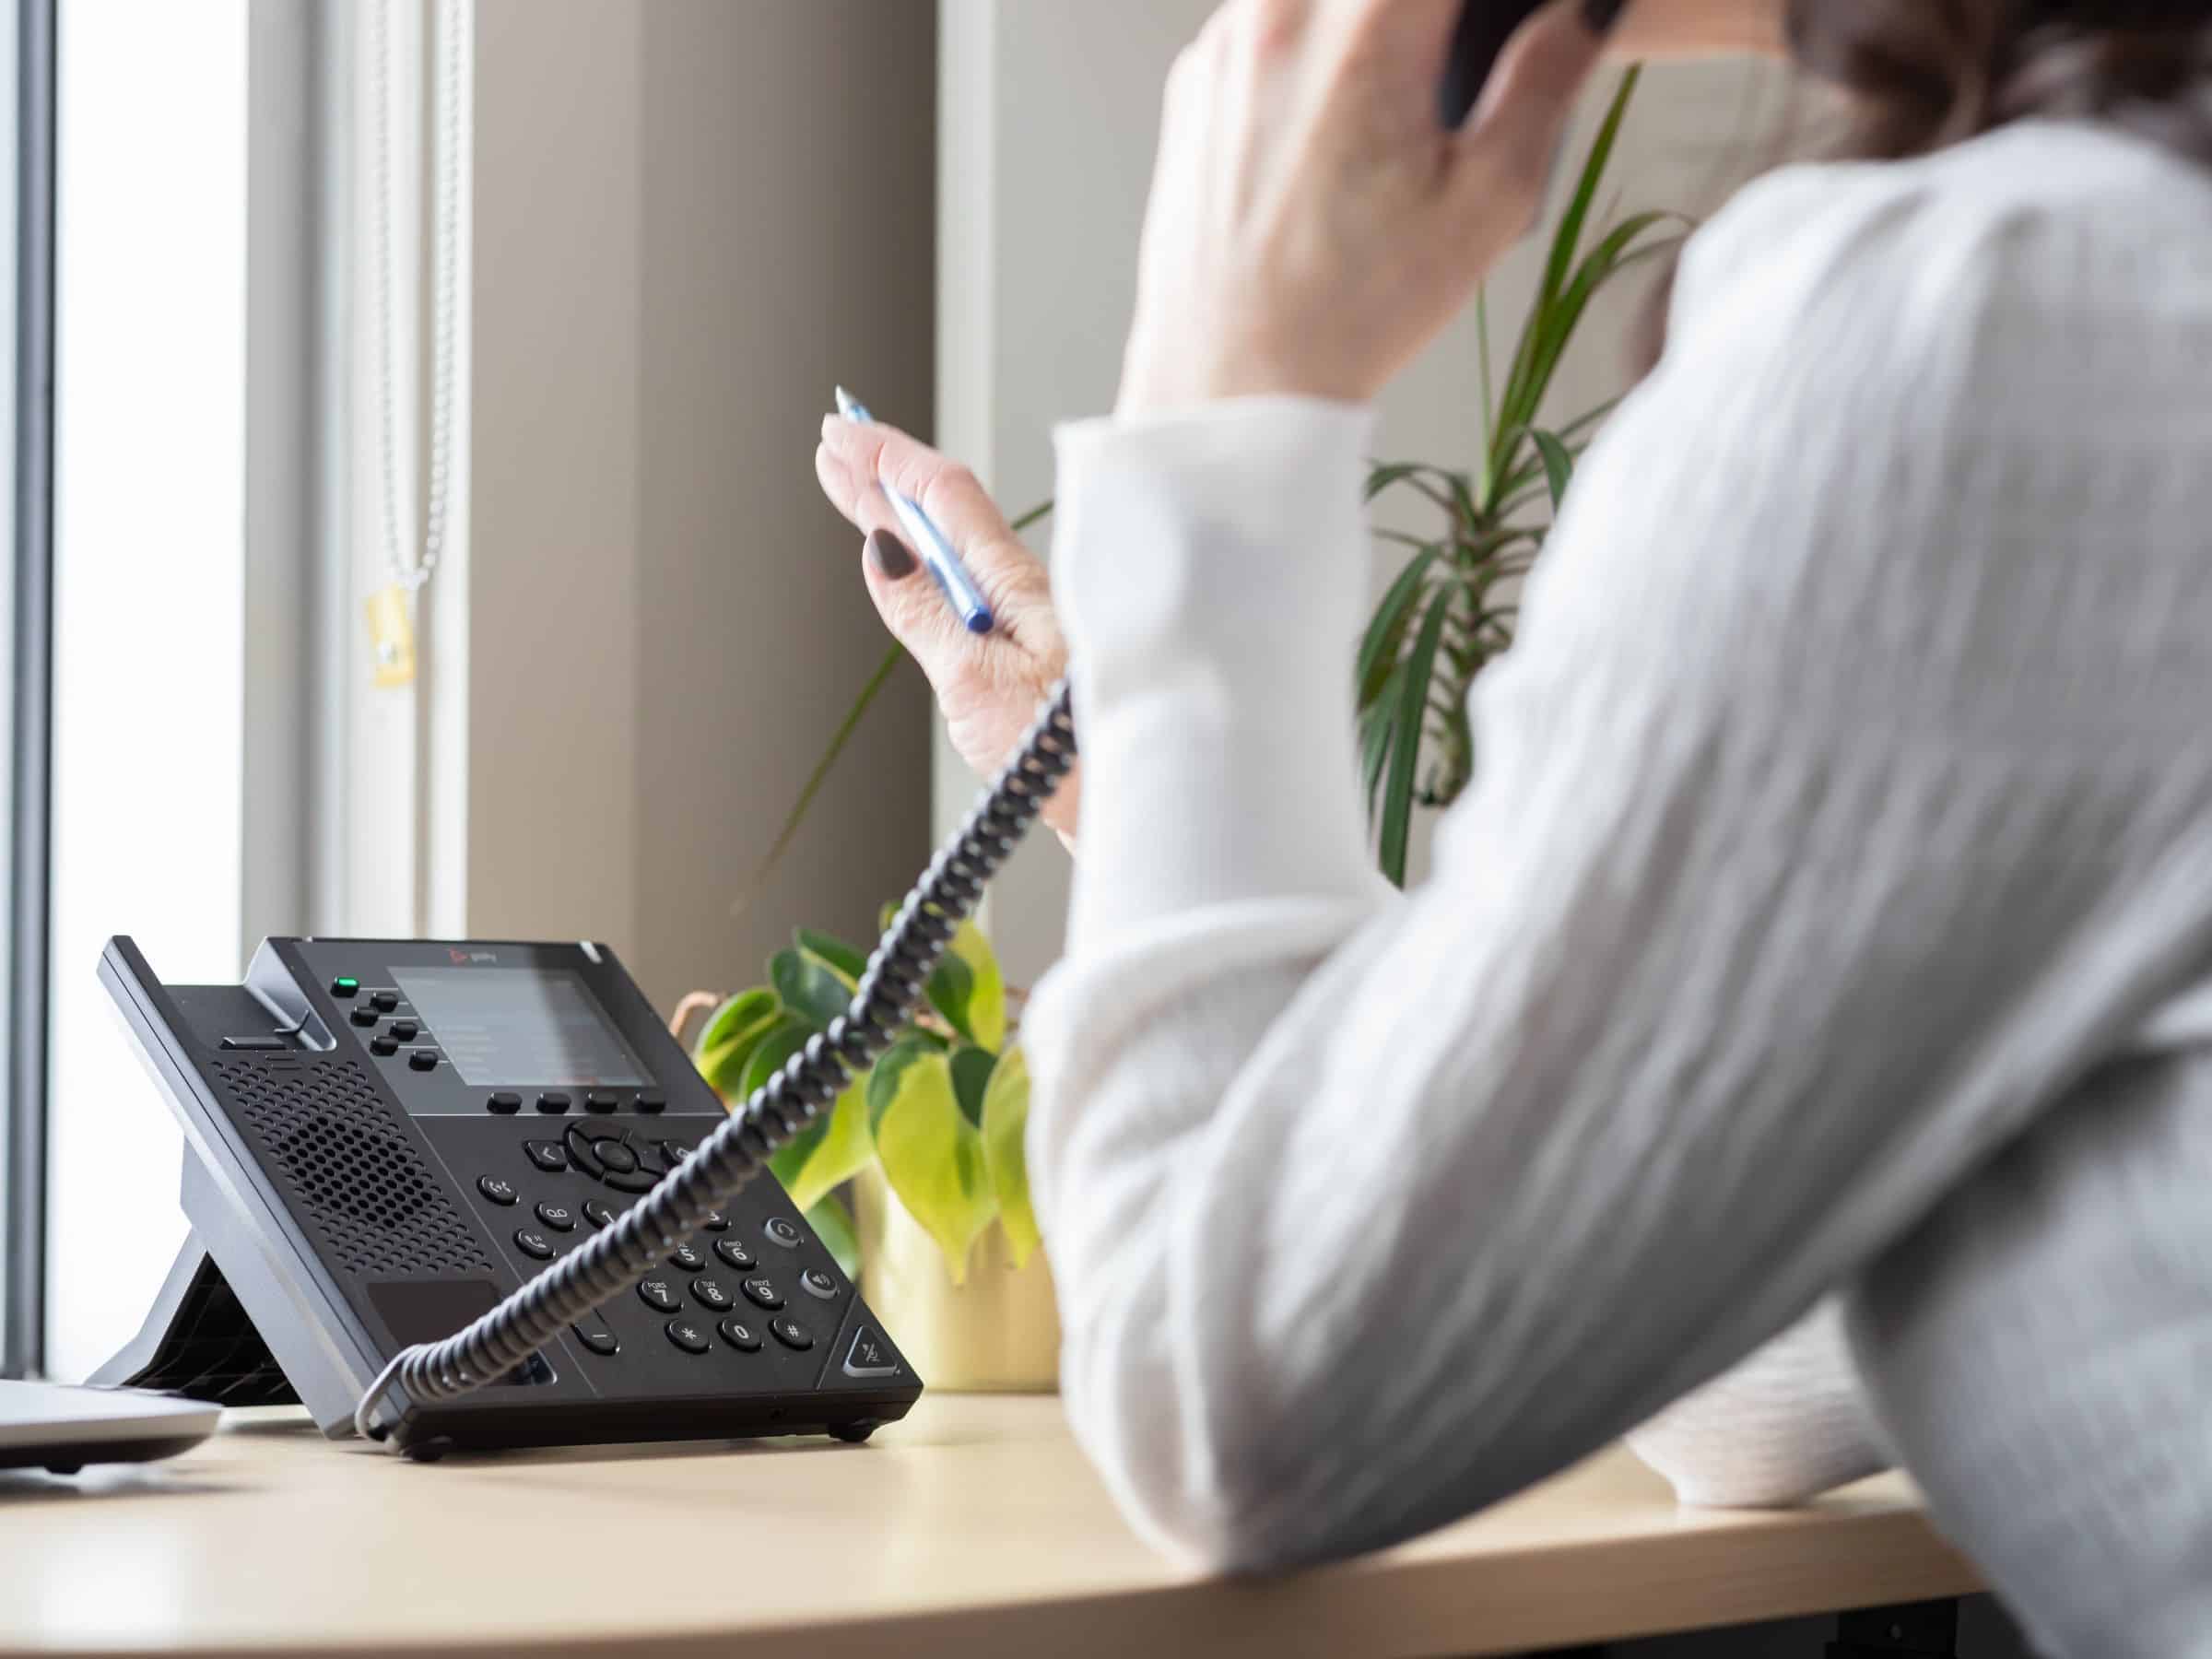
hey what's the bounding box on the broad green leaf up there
[1531,429,1576,512]
[1364,462,1459,514]
[806,1192,862,1280]
[1357,547,1439,708]
[737,1015,813,1101]
[692,988,776,1059]
[947,1044,998,1130]
[866,1033,943,1136]
[871,1048,996,1282]
[694,1000,785,1102]
[1379,590,1453,888]
[925,919,1006,1052]
[795,928,867,982]
[772,1077,873,1213]
[981,1046,1039,1268]
[771,946,850,1033]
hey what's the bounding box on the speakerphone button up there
[763,1217,803,1251]
[371,991,399,1012]
[408,1050,439,1072]
[769,1316,813,1352]
[488,1091,523,1114]
[582,1199,616,1230]
[370,1037,399,1057]
[535,1201,577,1233]
[522,1140,569,1173]
[389,1019,419,1041]
[665,1319,712,1355]
[350,1007,379,1029]
[712,1238,755,1272]
[799,1267,838,1302]
[638,1278,681,1313]
[572,1323,618,1357]
[689,1277,734,1312]
[476,1175,520,1207]
[740,1277,783,1311]
[536,1091,571,1114]
[717,1318,762,1353]
[669,1241,705,1272]
[513,1229,556,1261]
[330,977,359,998]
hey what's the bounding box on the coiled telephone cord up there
[355,684,1077,1443]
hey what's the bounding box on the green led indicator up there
[333,977,359,995]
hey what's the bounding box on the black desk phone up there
[94,935,920,1456]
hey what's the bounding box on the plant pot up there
[853,1164,1059,1393]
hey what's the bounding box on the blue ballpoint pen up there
[835,387,994,636]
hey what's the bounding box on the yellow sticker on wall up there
[365,584,418,689]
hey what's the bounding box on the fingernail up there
[1583,0,1627,31]
[866,528,918,581]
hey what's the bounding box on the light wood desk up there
[0,1395,1979,1658]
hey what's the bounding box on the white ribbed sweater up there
[1021,121,2212,1659]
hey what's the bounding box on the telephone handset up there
[1441,0,1553,128]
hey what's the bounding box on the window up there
[0,0,41,1379]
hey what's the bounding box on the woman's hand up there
[1118,0,1614,416]
[816,416,1079,837]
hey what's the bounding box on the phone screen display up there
[393,967,652,1087]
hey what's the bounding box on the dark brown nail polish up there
[1583,0,1627,30]
[866,528,918,581]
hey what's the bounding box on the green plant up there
[716,71,1675,1275]
[688,918,1035,1286]
[1361,67,1679,885]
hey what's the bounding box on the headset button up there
[637,1278,681,1314]
[572,1323,618,1357]
[665,1319,712,1356]
[476,1175,520,1207]
[717,1318,762,1353]
[763,1217,803,1251]
[769,1316,813,1352]
[513,1229,556,1261]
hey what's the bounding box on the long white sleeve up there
[1020,119,2212,1582]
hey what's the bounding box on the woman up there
[815,2,2212,1652]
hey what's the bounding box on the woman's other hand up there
[816,415,1079,837]
[1119,0,1613,416]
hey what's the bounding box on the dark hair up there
[1785,0,2212,164]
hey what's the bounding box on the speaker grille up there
[211,1058,491,1277]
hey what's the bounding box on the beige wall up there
[465,1,937,1012]
[937,2,1794,984]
